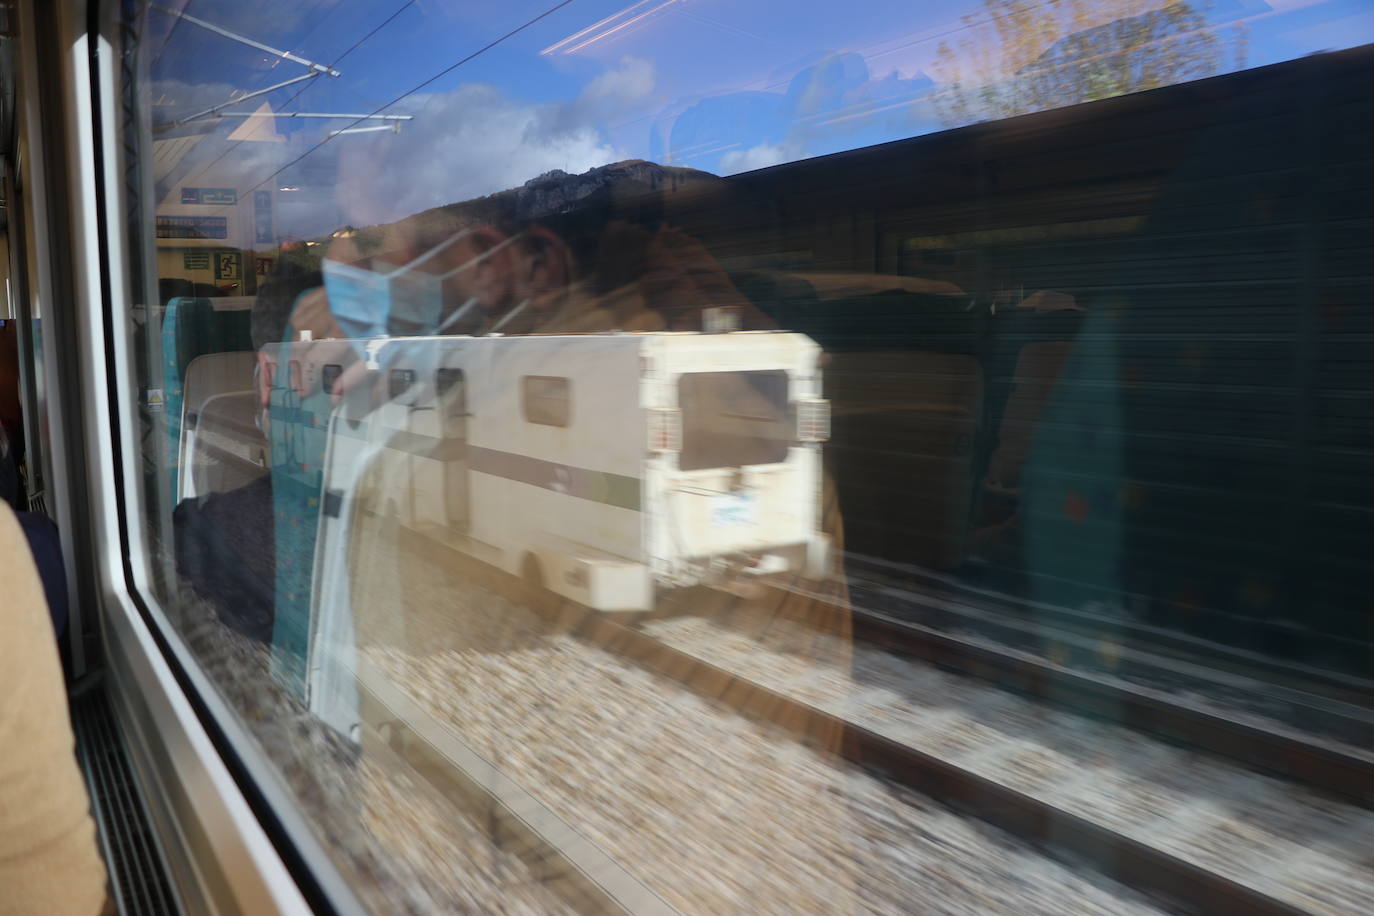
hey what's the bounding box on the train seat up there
[177,351,264,500]
[160,296,255,499]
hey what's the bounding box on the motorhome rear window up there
[678,371,790,471]
[522,376,570,427]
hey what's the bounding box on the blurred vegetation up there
[931,0,1248,125]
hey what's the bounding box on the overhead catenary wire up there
[225,0,581,206]
[175,0,418,190]
[149,0,191,71]
[148,2,341,75]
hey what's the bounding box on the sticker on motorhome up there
[712,492,756,527]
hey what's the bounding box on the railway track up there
[842,603,1374,809]
[554,601,1315,916]
[845,574,1374,756]
[843,552,1374,715]
[357,530,1177,915]
[644,565,1374,811]
[382,530,1371,914]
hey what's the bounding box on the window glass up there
[117,0,1374,912]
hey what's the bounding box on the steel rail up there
[845,605,1374,809]
[843,552,1374,709]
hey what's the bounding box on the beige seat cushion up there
[0,506,108,915]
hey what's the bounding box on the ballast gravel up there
[349,535,1167,915]
[641,610,1374,915]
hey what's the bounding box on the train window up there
[436,366,468,421]
[387,368,415,399]
[108,0,1374,912]
[434,367,464,400]
[321,363,342,395]
[521,375,570,427]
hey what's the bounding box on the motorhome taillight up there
[648,407,682,453]
[797,398,830,442]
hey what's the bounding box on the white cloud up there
[580,55,656,105]
[333,56,658,225]
[718,142,791,174]
[335,86,618,226]
[152,58,658,237]
[151,77,253,125]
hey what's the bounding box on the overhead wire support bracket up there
[216,112,414,122]
[149,4,343,76]
[329,125,402,136]
[174,72,321,125]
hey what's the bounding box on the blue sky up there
[149,0,1374,237]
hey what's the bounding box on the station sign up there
[181,187,238,205]
[156,215,227,239]
[183,251,210,270]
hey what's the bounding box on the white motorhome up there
[301,330,832,613]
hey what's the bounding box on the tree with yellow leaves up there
[931,0,1248,126]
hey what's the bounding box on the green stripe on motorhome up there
[468,445,641,511]
[385,430,471,462]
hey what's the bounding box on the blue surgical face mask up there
[321,228,523,340]
[321,257,395,340]
[322,252,446,340]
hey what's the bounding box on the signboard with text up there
[181,187,238,205]
[156,216,227,239]
[183,251,210,270]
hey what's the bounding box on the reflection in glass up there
[126,1,1374,912]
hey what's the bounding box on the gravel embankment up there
[173,582,578,915]
[349,533,1167,915]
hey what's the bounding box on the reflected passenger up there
[172,260,323,644]
[313,181,854,744]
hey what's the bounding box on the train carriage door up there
[436,366,469,533]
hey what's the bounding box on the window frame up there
[35,0,368,912]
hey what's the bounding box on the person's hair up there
[251,267,321,351]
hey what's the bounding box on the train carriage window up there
[388,368,415,399]
[321,363,342,395]
[103,0,1374,911]
[435,367,464,400]
[437,367,468,437]
[521,375,570,427]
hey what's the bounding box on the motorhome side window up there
[522,376,570,427]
